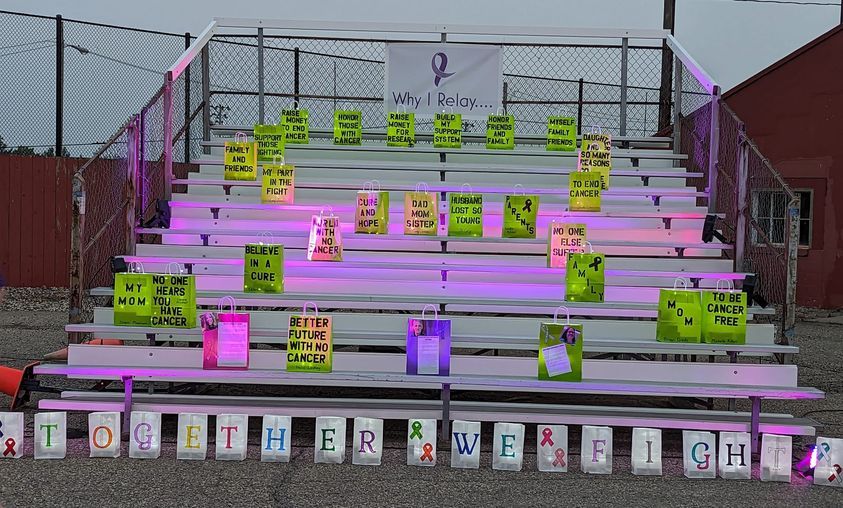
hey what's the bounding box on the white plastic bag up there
[537,424,568,472]
[177,413,208,460]
[450,420,481,469]
[631,427,662,475]
[683,430,716,478]
[216,413,249,461]
[129,411,162,459]
[261,415,292,462]
[581,425,612,474]
[0,412,24,459]
[35,412,66,459]
[814,437,843,488]
[718,431,751,479]
[88,411,121,458]
[352,417,383,466]
[760,433,791,483]
[492,422,525,471]
[315,416,346,464]
[407,418,437,467]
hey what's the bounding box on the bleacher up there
[37,127,821,454]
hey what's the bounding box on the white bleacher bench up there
[68,309,795,361]
[34,346,823,453]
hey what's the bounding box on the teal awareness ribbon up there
[410,421,423,440]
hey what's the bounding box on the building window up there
[751,190,812,247]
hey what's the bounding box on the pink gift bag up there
[202,297,250,370]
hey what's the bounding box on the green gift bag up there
[581,126,611,152]
[244,235,284,293]
[261,155,295,204]
[114,263,153,326]
[503,186,538,238]
[656,278,702,343]
[486,112,515,150]
[150,265,196,329]
[547,221,586,269]
[546,116,577,151]
[333,110,362,145]
[701,280,747,344]
[569,171,602,212]
[404,183,438,235]
[565,244,605,303]
[281,107,309,144]
[433,112,461,149]
[448,184,483,237]
[356,180,390,234]
[253,123,285,162]
[538,306,583,382]
[579,148,612,191]
[286,302,333,373]
[387,110,415,147]
[224,132,258,181]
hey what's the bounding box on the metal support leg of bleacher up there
[750,396,761,454]
[440,383,451,441]
[121,375,134,433]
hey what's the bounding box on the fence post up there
[577,78,584,135]
[672,56,682,163]
[783,195,800,346]
[620,37,629,138]
[707,86,721,213]
[68,174,85,343]
[184,32,191,164]
[201,46,211,155]
[139,107,147,221]
[55,14,64,157]
[163,73,174,200]
[502,81,508,115]
[293,47,300,108]
[125,116,139,255]
[258,28,265,124]
[735,122,748,272]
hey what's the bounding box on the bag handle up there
[673,277,689,290]
[553,305,570,325]
[513,184,526,196]
[415,182,429,193]
[439,106,455,115]
[218,296,236,314]
[585,241,594,253]
[258,231,274,244]
[234,131,248,143]
[460,183,473,195]
[129,261,145,274]
[319,206,335,219]
[495,107,506,116]
[166,262,183,275]
[362,180,374,193]
[370,179,381,192]
[394,105,408,114]
[271,154,285,165]
[421,304,438,320]
[590,125,602,134]
[716,279,735,292]
[302,301,319,316]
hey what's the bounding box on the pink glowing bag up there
[202,297,250,370]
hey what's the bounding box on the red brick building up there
[725,25,843,308]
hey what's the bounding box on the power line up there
[0,38,54,51]
[730,0,840,6]
[0,43,53,58]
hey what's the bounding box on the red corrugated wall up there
[0,155,78,288]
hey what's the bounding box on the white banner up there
[385,43,502,118]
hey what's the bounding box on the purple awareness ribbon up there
[431,52,454,86]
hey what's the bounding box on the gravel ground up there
[0,289,841,507]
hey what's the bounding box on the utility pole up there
[658,0,676,132]
[56,14,64,156]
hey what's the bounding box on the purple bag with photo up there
[406,304,451,376]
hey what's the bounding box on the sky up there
[3,0,839,90]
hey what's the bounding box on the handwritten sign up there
[486,114,514,150]
[223,141,257,181]
[253,124,284,161]
[150,274,196,328]
[569,171,602,212]
[333,110,362,145]
[547,222,586,269]
[286,314,333,372]
[546,116,577,151]
[261,164,295,204]
[244,243,284,293]
[387,112,415,147]
[281,108,309,144]
[433,113,461,149]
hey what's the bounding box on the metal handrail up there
[666,34,718,94]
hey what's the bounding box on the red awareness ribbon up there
[552,448,566,467]
[540,427,554,447]
[3,438,16,457]
[420,442,434,462]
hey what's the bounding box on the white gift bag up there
[760,433,791,483]
[450,420,482,469]
[129,411,162,459]
[814,437,843,488]
[631,427,662,475]
[261,415,292,463]
[718,432,751,479]
[0,412,24,459]
[216,414,249,461]
[581,425,612,474]
[88,412,121,458]
[315,416,346,464]
[177,413,208,460]
[407,418,437,467]
[35,412,66,459]
[352,417,383,466]
[492,422,525,471]
[537,424,568,472]
[683,430,716,478]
